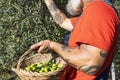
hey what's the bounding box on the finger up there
[37,40,50,52]
[38,42,48,52]
[38,45,45,53]
[30,41,44,50]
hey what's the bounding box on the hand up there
[30,40,51,53]
[44,0,53,1]
[44,0,54,4]
[44,0,53,2]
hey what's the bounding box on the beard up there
[66,0,83,16]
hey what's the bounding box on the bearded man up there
[31,0,120,80]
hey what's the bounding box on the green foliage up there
[0,0,68,79]
[0,0,120,80]
[114,0,120,17]
[113,0,120,78]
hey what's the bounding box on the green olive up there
[25,66,31,71]
[24,60,64,73]
[57,63,63,68]
[36,63,43,67]
[31,67,36,71]
[50,68,56,71]
[44,67,49,72]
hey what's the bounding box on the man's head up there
[66,0,94,16]
[66,0,83,16]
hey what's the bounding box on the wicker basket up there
[12,49,67,80]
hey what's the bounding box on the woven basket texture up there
[12,49,67,80]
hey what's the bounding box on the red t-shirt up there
[60,1,119,80]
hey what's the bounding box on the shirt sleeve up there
[70,17,78,27]
[73,1,119,52]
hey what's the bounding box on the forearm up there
[50,42,90,68]
[44,0,73,31]
[49,41,108,75]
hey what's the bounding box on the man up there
[64,0,115,80]
[31,0,119,80]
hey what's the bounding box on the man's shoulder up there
[85,1,116,17]
[86,1,113,11]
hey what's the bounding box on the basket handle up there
[17,49,33,70]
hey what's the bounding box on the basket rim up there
[12,49,67,77]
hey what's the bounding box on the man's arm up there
[49,41,108,75]
[44,0,73,31]
[31,40,108,75]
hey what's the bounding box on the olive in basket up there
[25,61,63,73]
